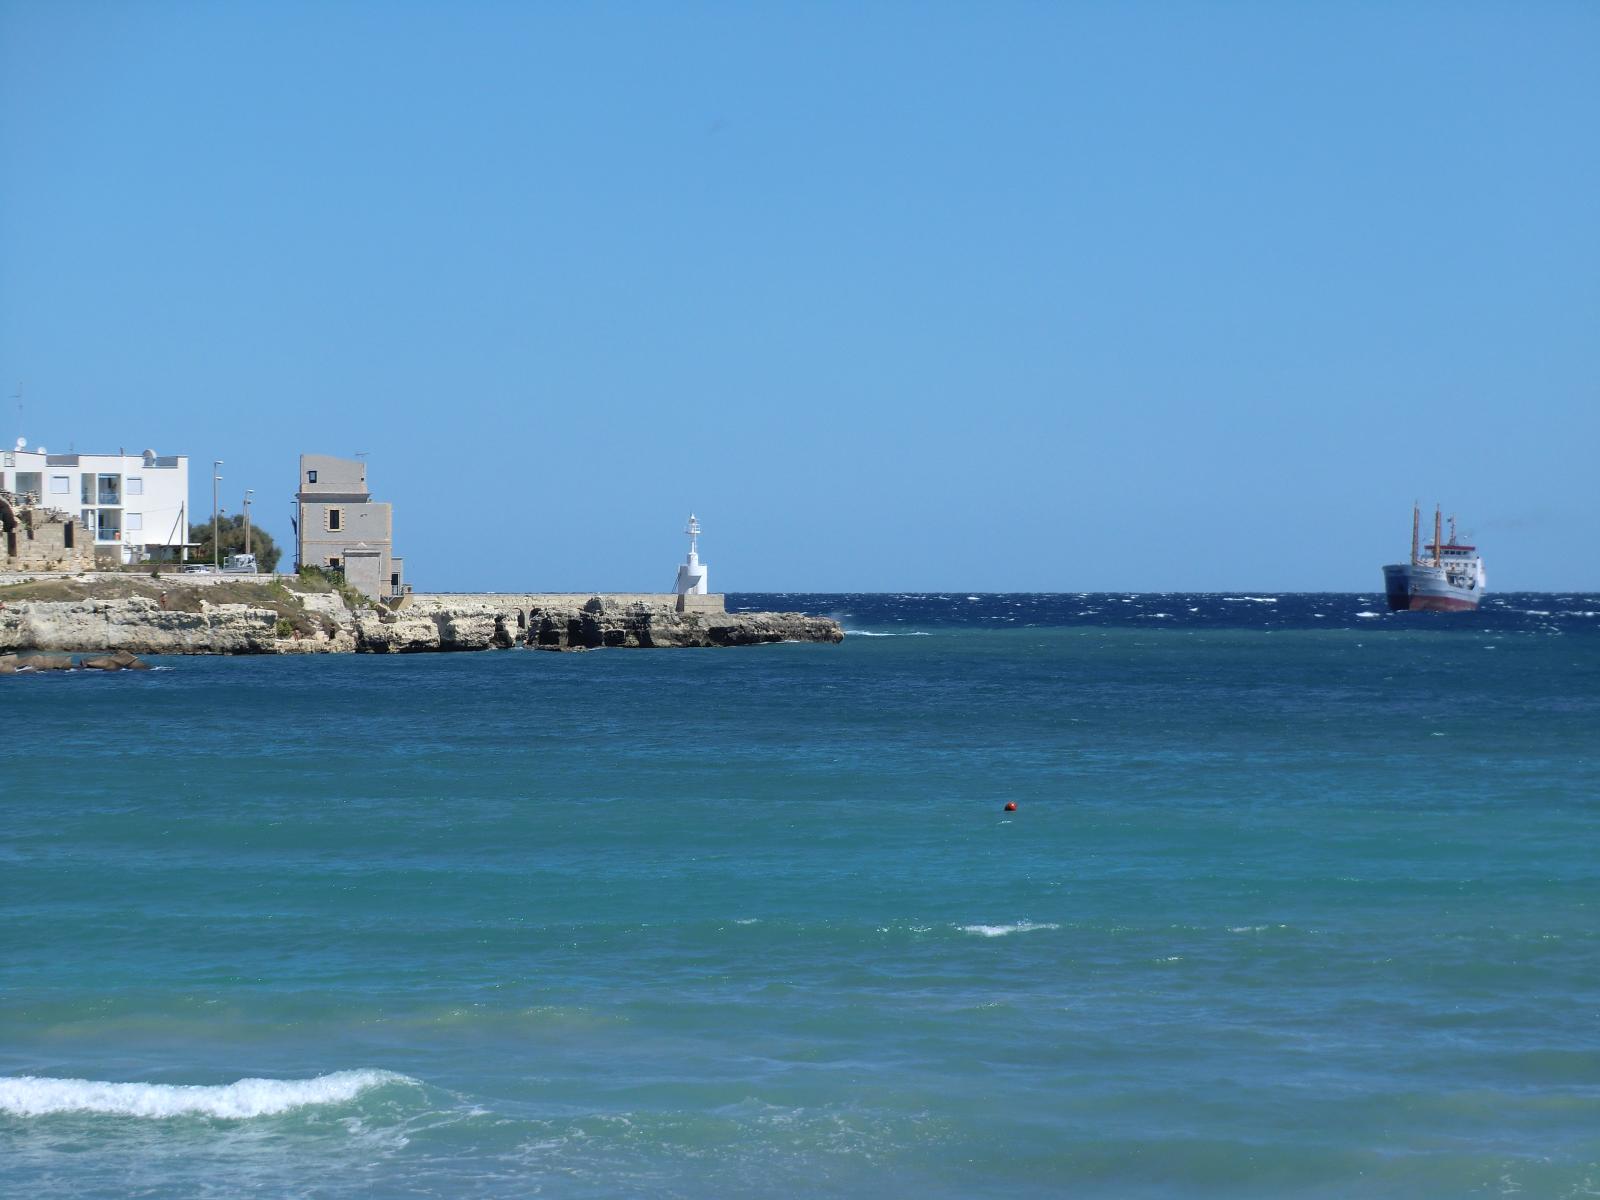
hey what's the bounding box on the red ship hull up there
[1397,593,1479,613]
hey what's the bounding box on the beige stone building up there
[294,454,405,600]
[1,493,96,571]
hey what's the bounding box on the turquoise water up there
[4,595,1598,1197]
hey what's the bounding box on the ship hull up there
[1382,564,1481,612]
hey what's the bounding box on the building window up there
[307,469,318,483]
[126,513,143,532]
[327,507,342,531]
[126,477,144,496]
[50,475,69,494]
[326,556,341,569]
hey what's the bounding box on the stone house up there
[294,454,406,599]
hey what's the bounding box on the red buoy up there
[1004,802,1017,812]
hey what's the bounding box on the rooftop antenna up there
[11,382,22,445]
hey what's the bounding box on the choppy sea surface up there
[3,592,1598,1198]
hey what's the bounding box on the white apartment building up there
[0,446,191,564]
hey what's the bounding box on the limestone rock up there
[351,602,501,653]
[0,597,280,655]
[78,650,152,671]
[517,597,844,651]
[0,587,843,656]
[16,652,75,670]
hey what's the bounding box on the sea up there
[3,592,1598,1198]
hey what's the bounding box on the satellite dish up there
[15,436,25,449]
[36,445,45,454]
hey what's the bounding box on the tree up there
[188,513,283,572]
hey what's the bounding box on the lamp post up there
[212,460,223,569]
[243,489,254,560]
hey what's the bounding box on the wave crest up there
[959,922,1060,938]
[0,1069,415,1119]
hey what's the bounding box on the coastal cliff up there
[357,595,841,653]
[0,580,842,655]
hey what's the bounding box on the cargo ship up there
[1382,504,1486,612]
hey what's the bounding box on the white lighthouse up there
[673,513,709,596]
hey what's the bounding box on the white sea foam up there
[958,922,1060,938]
[1355,611,1381,618]
[1223,596,1278,603]
[0,1069,414,1119]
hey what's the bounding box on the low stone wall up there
[0,571,273,588]
[414,592,726,614]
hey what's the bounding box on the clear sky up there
[2,1,1595,591]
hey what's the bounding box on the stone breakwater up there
[0,590,843,656]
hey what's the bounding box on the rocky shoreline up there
[0,584,843,656]
[2,649,152,673]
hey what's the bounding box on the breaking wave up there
[958,922,1060,938]
[0,1069,416,1119]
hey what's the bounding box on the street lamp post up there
[244,489,254,560]
[212,460,223,569]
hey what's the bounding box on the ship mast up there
[1433,506,1443,567]
[1411,502,1420,565]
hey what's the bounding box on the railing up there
[96,493,121,506]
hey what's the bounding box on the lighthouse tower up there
[673,513,709,596]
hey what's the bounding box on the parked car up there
[180,564,215,574]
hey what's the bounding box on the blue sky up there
[2,1,1595,591]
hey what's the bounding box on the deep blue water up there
[3,594,1598,1198]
